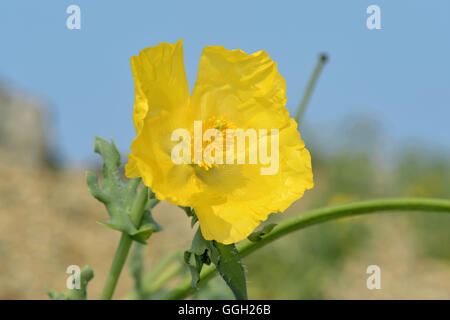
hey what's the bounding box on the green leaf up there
[191,227,210,256]
[184,226,247,299]
[184,251,204,289]
[46,266,94,300]
[247,223,277,242]
[213,242,248,300]
[86,136,161,242]
[184,228,211,289]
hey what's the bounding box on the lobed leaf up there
[86,136,161,243]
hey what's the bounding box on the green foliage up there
[184,228,214,289]
[213,242,247,300]
[185,227,247,300]
[46,266,94,300]
[86,137,161,243]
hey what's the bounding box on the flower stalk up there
[101,186,149,300]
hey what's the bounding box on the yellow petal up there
[189,45,289,129]
[195,202,257,245]
[131,39,190,134]
[126,40,199,205]
[193,119,313,244]
[186,46,313,243]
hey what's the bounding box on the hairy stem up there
[163,197,450,300]
[101,187,149,300]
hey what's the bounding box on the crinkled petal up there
[194,120,313,244]
[187,45,314,244]
[195,202,257,245]
[189,45,289,129]
[125,40,199,205]
[131,39,190,134]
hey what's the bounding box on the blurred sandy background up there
[0,86,449,299]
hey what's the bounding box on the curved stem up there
[163,197,450,300]
[101,187,149,300]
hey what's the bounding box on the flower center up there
[191,116,236,170]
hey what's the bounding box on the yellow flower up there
[125,39,314,244]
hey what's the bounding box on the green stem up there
[163,197,450,300]
[101,187,149,300]
[295,53,328,125]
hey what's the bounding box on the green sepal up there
[46,265,94,300]
[86,137,161,242]
[247,223,277,242]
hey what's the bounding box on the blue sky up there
[0,1,449,165]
